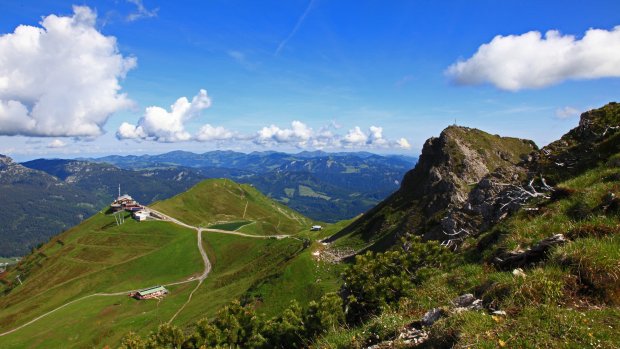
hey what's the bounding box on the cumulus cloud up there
[446,26,620,91]
[341,126,393,148]
[196,124,234,142]
[368,126,388,146]
[342,126,368,146]
[555,106,581,119]
[255,121,313,146]
[0,6,136,137]
[118,105,411,150]
[395,138,411,149]
[117,89,211,142]
[47,139,67,148]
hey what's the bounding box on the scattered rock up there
[451,293,484,313]
[452,293,476,307]
[422,308,446,327]
[364,323,429,349]
[512,268,526,278]
[492,310,507,316]
[398,325,429,346]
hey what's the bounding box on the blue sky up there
[0,0,619,160]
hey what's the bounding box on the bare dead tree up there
[498,177,553,213]
[601,125,620,137]
[440,228,471,250]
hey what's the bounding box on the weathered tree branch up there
[493,234,567,270]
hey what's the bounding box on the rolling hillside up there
[0,179,342,348]
[152,179,314,235]
[0,211,201,347]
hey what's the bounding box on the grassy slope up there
[171,232,343,325]
[0,179,348,348]
[0,212,201,348]
[0,283,197,348]
[317,160,620,348]
[152,179,314,235]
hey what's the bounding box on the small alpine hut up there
[133,210,149,222]
[131,285,168,300]
[310,225,323,231]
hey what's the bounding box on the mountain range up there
[0,151,416,256]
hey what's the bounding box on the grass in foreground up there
[311,160,620,348]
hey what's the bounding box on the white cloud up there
[227,50,257,70]
[0,6,136,137]
[126,0,158,21]
[118,108,412,150]
[340,125,395,148]
[47,139,67,148]
[117,89,211,142]
[446,26,620,91]
[555,106,581,119]
[196,124,234,142]
[312,129,338,148]
[342,126,368,146]
[395,138,411,149]
[368,126,388,146]
[255,120,313,146]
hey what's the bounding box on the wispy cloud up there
[275,0,316,56]
[555,106,581,119]
[47,139,67,148]
[126,0,158,22]
[395,75,415,88]
[227,50,258,70]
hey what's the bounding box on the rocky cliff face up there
[400,126,536,219]
[327,126,536,251]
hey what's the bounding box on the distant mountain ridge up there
[88,150,417,222]
[89,150,417,172]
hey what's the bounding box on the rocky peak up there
[401,126,536,218]
[0,154,14,168]
[327,126,537,251]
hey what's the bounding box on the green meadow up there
[153,179,315,235]
[0,179,346,348]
